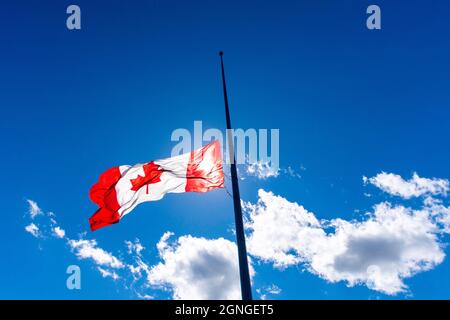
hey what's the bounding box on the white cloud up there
[125,239,145,256]
[26,199,42,219]
[23,201,124,270]
[137,293,154,300]
[156,231,174,253]
[125,238,152,286]
[127,256,150,280]
[244,187,449,295]
[23,200,254,300]
[97,267,120,280]
[22,200,151,291]
[266,284,282,295]
[366,172,449,199]
[24,201,66,240]
[246,160,279,179]
[243,160,303,180]
[284,166,302,179]
[147,232,252,300]
[68,239,124,269]
[243,190,323,268]
[26,171,449,298]
[257,284,282,300]
[53,226,66,238]
[25,223,40,237]
[423,197,450,234]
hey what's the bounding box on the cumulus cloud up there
[243,191,323,268]
[68,239,124,269]
[244,183,450,295]
[26,199,42,219]
[147,232,252,300]
[365,172,449,199]
[25,223,40,237]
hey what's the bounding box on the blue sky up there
[1,0,450,299]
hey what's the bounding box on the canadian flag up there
[89,141,224,231]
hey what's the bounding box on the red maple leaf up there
[130,161,165,193]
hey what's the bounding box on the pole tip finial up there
[219,51,224,56]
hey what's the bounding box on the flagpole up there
[219,51,253,300]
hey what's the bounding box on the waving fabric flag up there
[89,141,224,231]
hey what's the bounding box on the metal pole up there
[219,51,253,300]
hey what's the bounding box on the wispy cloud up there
[24,199,124,282]
[257,284,282,300]
[26,199,42,219]
[245,160,280,179]
[125,239,145,256]
[97,267,120,280]
[242,159,303,180]
[68,239,124,269]
[25,223,40,238]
